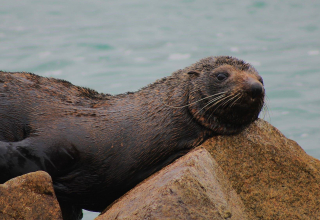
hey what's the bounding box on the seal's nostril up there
[250,82,263,99]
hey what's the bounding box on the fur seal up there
[0,56,264,219]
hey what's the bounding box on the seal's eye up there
[216,73,228,81]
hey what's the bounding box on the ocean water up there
[1,0,319,219]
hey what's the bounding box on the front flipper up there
[0,140,43,183]
[0,138,80,184]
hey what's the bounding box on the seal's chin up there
[189,98,264,135]
[208,112,259,135]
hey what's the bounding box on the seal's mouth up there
[212,102,263,134]
[189,90,265,135]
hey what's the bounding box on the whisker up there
[200,97,225,113]
[193,94,226,116]
[206,94,234,120]
[162,91,227,109]
[260,96,270,122]
[221,93,239,109]
[230,93,242,108]
[209,94,234,110]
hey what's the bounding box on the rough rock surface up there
[0,171,63,220]
[204,119,320,220]
[97,148,248,220]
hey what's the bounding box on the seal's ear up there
[187,70,200,77]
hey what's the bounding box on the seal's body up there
[0,56,264,219]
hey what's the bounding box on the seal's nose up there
[250,82,263,99]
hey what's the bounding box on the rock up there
[97,148,249,220]
[0,171,63,220]
[203,119,320,220]
[3,119,316,220]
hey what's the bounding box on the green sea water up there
[1,0,319,219]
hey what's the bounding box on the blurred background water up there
[1,0,319,219]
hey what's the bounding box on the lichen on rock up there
[0,171,63,220]
[204,119,320,220]
[97,148,248,220]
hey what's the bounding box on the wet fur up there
[0,56,264,219]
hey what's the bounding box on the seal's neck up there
[94,75,213,151]
[133,76,213,149]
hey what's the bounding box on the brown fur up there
[0,56,264,219]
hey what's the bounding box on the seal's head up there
[187,56,265,134]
